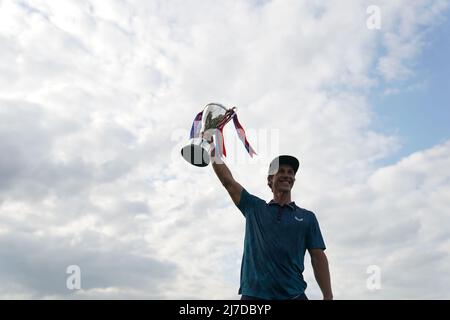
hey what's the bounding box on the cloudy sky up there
[0,0,449,299]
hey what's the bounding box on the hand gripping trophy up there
[181,103,256,167]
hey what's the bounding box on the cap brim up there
[268,155,299,175]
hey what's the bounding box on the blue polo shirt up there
[237,188,326,300]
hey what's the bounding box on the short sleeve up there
[306,212,326,250]
[237,188,261,218]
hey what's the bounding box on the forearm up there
[210,146,242,206]
[211,154,235,187]
[311,254,333,299]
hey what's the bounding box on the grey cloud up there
[0,98,141,201]
[0,231,176,298]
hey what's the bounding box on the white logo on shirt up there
[294,216,304,222]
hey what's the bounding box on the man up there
[211,148,333,300]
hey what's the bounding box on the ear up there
[267,175,273,190]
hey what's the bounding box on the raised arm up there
[210,146,243,206]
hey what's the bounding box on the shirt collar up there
[268,200,296,210]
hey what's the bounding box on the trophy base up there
[181,138,212,167]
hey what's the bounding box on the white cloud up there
[321,141,450,299]
[377,0,450,81]
[0,0,449,299]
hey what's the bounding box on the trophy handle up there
[216,107,236,130]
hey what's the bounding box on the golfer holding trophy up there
[181,103,332,300]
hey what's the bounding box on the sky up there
[372,12,450,166]
[0,0,449,300]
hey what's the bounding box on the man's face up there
[269,164,296,193]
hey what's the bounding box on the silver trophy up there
[181,103,236,167]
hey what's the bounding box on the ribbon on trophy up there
[189,111,203,139]
[188,107,256,158]
[232,113,257,157]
